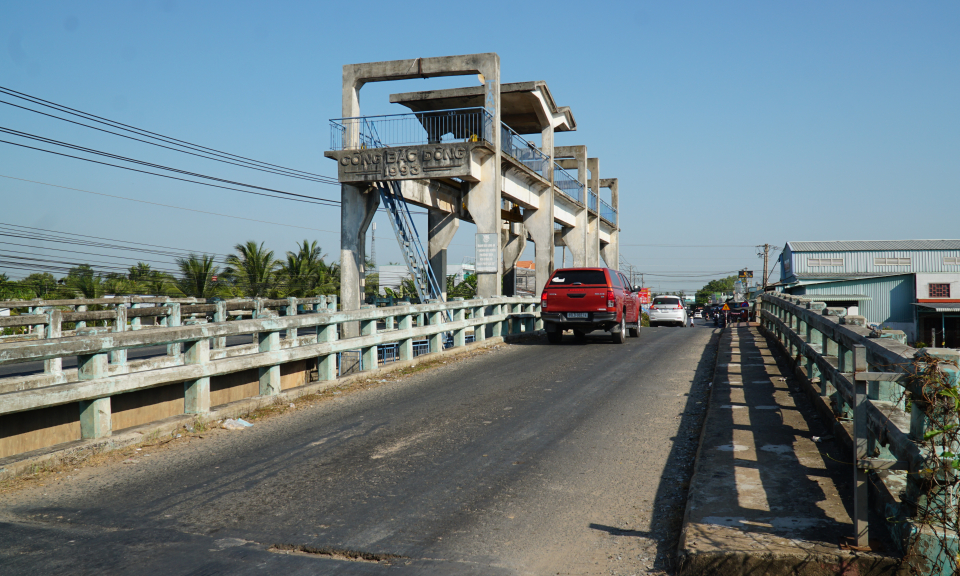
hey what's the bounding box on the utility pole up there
[762,243,769,290]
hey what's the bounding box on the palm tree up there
[176,254,219,298]
[67,273,105,299]
[278,240,328,296]
[128,262,152,282]
[225,241,277,298]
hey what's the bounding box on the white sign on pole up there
[475,233,498,274]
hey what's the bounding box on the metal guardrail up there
[554,164,583,204]
[500,123,549,179]
[0,297,541,459]
[330,108,493,151]
[759,293,957,561]
[600,198,617,224]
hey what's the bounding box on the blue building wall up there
[793,274,915,325]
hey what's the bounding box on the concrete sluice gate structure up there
[325,53,620,328]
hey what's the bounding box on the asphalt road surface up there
[0,322,718,575]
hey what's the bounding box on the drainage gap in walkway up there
[269,544,407,563]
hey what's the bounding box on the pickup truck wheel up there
[546,329,562,344]
[611,316,626,344]
[628,326,640,337]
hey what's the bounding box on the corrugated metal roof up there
[787,240,960,252]
[915,303,960,312]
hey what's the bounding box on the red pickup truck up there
[540,267,642,344]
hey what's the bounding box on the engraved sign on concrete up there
[328,143,476,183]
[475,233,498,274]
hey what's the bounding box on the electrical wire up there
[0,175,341,235]
[0,85,331,180]
[0,98,339,184]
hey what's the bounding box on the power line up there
[0,128,343,206]
[0,98,339,185]
[0,175,341,235]
[0,85,332,181]
[0,138,341,208]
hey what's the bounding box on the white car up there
[648,296,689,327]
[694,310,703,319]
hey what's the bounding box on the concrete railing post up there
[398,314,414,361]
[490,303,502,338]
[258,324,282,396]
[360,313,378,371]
[130,302,141,331]
[77,334,110,439]
[44,309,62,375]
[213,300,227,350]
[163,302,182,361]
[474,304,486,342]
[32,306,45,340]
[453,299,466,347]
[317,319,338,381]
[111,306,128,366]
[183,328,210,414]
[75,304,87,330]
[286,297,298,341]
[535,303,543,331]
[428,310,443,353]
[510,303,522,335]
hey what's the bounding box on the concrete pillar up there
[360,315,377,371]
[600,178,619,269]
[78,343,110,439]
[258,318,281,396]
[502,223,526,296]
[556,146,587,267]
[165,303,181,361]
[398,314,414,361]
[526,122,555,294]
[111,306,127,366]
[317,320,338,381]
[183,337,210,414]
[44,309,62,375]
[340,183,380,338]
[428,210,459,301]
[468,152,502,297]
[586,157,600,267]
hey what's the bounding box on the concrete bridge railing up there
[0,296,540,461]
[760,292,958,572]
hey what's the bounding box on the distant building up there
[778,240,960,345]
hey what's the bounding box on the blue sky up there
[1,1,957,292]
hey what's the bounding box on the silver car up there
[649,296,689,327]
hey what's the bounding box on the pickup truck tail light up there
[606,290,615,310]
[541,292,548,311]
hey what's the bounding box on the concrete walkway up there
[678,323,901,575]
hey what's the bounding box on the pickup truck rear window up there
[548,270,607,286]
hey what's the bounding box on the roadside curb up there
[0,332,540,482]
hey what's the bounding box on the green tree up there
[128,262,153,283]
[447,273,477,299]
[225,241,277,297]
[176,254,219,298]
[278,240,329,297]
[696,275,738,304]
[20,272,57,298]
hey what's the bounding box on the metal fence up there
[330,108,494,150]
[500,123,549,178]
[554,164,584,204]
[600,198,617,224]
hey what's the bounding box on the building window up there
[807,258,843,267]
[945,257,960,266]
[874,257,911,266]
[929,283,951,298]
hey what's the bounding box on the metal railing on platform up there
[500,123,549,178]
[330,108,494,151]
[554,164,583,204]
[588,191,598,213]
[600,198,617,224]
